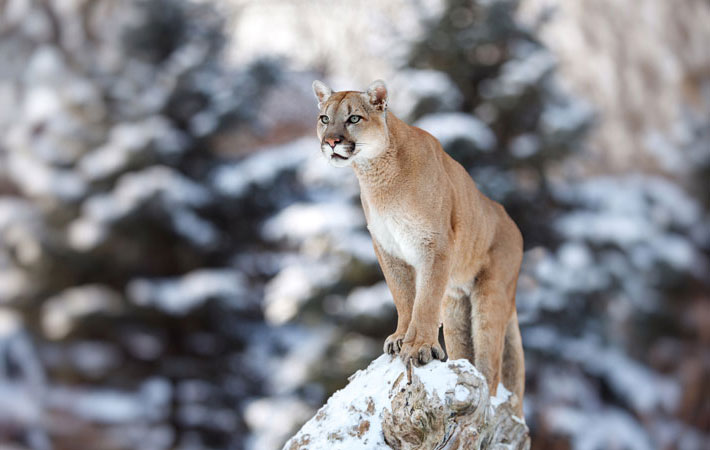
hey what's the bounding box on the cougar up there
[312,79,525,415]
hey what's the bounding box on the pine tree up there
[0,1,278,448]
[406,0,593,246]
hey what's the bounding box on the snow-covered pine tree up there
[0,0,279,448]
[404,0,593,247]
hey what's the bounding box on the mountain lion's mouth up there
[331,148,359,161]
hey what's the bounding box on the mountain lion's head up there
[311,80,389,167]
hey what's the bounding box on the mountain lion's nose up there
[325,137,341,148]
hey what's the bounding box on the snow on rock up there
[414,112,497,152]
[283,354,529,450]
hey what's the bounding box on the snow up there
[241,324,334,398]
[546,406,654,450]
[93,166,212,217]
[0,308,22,340]
[263,259,342,324]
[79,116,185,181]
[284,355,501,450]
[24,85,63,123]
[343,282,394,319]
[555,175,706,274]
[69,166,217,250]
[524,327,680,414]
[510,133,541,158]
[263,326,334,396]
[67,341,122,377]
[261,163,375,261]
[48,378,172,424]
[0,308,47,443]
[262,201,365,244]
[0,1,704,448]
[518,173,710,326]
[245,396,315,450]
[240,324,338,449]
[454,384,470,402]
[297,146,360,198]
[541,97,594,134]
[41,285,123,340]
[284,355,405,450]
[490,382,512,408]
[490,47,556,98]
[67,218,107,251]
[389,69,463,117]
[0,382,42,428]
[6,153,87,201]
[211,137,315,198]
[170,208,219,247]
[127,269,249,315]
[0,198,47,275]
[337,232,378,262]
[414,112,497,151]
[0,268,32,304]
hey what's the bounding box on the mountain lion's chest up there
[366,208,426,266]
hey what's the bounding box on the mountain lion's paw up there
[384,333,404,355]
[400,341,445,366]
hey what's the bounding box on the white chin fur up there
[321,145,355,167]
[325,153,353,167]
[328,158,352,168]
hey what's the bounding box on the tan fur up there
[312,80,525,416]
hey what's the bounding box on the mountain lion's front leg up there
[400,250,449,366]
[373,241,415,355]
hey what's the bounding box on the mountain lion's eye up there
[320,115,329,124]
[348,115,362,124]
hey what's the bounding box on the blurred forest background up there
[0,0,708,449]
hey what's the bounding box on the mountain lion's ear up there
[312,80,332,108]
[366,79,388,111]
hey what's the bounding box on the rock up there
[283,354,530,450]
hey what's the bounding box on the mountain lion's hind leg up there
[470,258,517,396]
[503,310,525,417]
[442,292,474,364]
